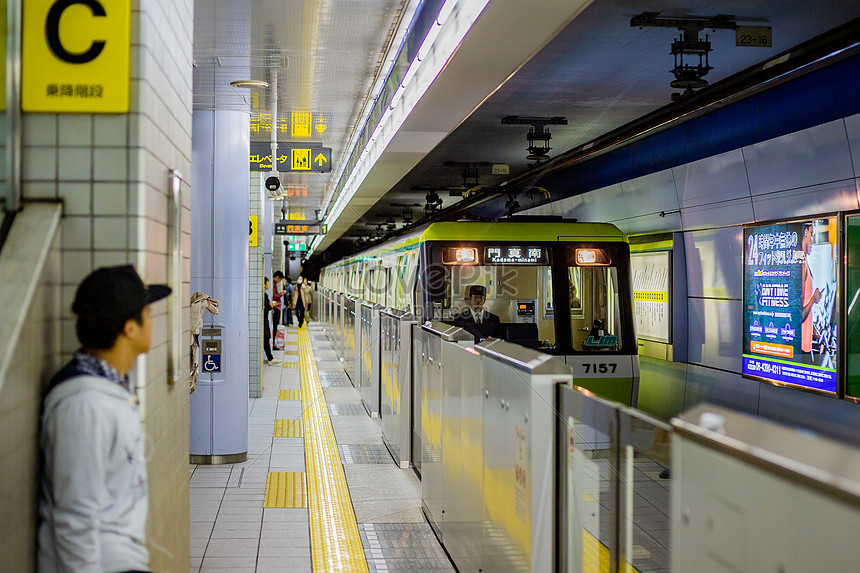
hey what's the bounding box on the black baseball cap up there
[469,285,486,297]
[72,265,172,321]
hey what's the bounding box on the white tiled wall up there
[250,173,263,397]
[12,0,195,571]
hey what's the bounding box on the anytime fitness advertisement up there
[743,219,838,393]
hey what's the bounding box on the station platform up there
[189,324,455,572]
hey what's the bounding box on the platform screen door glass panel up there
[742,218,838,394]
[846,215,860,399]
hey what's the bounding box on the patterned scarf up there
[49,349,131,393]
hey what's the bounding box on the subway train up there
[319,217,638,405]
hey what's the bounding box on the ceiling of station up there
[193,0,408,224]
[191,0,860,258]
[324,0,860,252]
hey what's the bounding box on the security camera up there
[265,176,281,192]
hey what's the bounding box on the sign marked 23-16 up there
[23,0,131,113]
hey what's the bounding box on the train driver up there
[457,285,500,324]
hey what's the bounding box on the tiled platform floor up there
[189,325,454,572]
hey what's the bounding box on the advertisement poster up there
[743,219,838,393]
[631,252,670,343]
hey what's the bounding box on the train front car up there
[419,220,639,406]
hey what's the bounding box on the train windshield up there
[568,246,624,352]
[435,245,556,349]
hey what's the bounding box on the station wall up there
[524,112,860,433]
[2,0,195,570]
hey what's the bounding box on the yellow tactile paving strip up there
[283,362,299,369]
[284,350,299,355]
[279,389,301,400]
[264,472,307,508]
[273,418,303,438]
[581,528,640,573]
[298,328,369,572]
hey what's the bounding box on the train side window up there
[414,267,423,319]
[403,252,419,313]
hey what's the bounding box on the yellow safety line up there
[264,472,307,508]
[274,419,303,438]
[582,528,641,573]
[279,389,301,400]
[298,328,369,572]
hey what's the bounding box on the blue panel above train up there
[475,53,860,217]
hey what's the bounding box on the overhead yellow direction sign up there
[22,0,131,113]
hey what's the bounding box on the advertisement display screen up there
[743,218,838,393]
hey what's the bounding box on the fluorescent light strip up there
[320,0,490,246]
[437,0,457,26]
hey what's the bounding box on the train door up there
[563,243,638,406]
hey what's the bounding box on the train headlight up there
[443,247,477,264]
[456,248,476,262]
[575,248,610,265]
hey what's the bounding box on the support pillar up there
[190,110,250,462]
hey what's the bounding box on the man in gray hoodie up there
[38,265,171,573]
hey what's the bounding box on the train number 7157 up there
[583,363,617,374]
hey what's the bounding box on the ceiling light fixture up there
[501,116,568,165]
[630,12,739,100]
[229,80,269,89]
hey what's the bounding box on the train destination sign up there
[485,246,548,265]
[250,143,331,172]
[742,218,838,393]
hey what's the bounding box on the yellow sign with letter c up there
[22,0,131,113]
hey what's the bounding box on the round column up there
[190,109,251,462]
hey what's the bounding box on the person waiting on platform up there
[284,276,294,326]
[456,285,500,324]
[263,277,278,365]
[38,265,171,573]
[272,271,286,341]
[292,276,312,328]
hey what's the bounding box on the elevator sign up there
[23,0,131,113]
[249,143,332,173]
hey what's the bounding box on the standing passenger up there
[272,271,286,343]
[38,265,171,573]
[292,276,312,328]
[284,276,294,326]
[263,277,277,364]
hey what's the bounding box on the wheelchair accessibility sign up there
[202,354,221,373]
